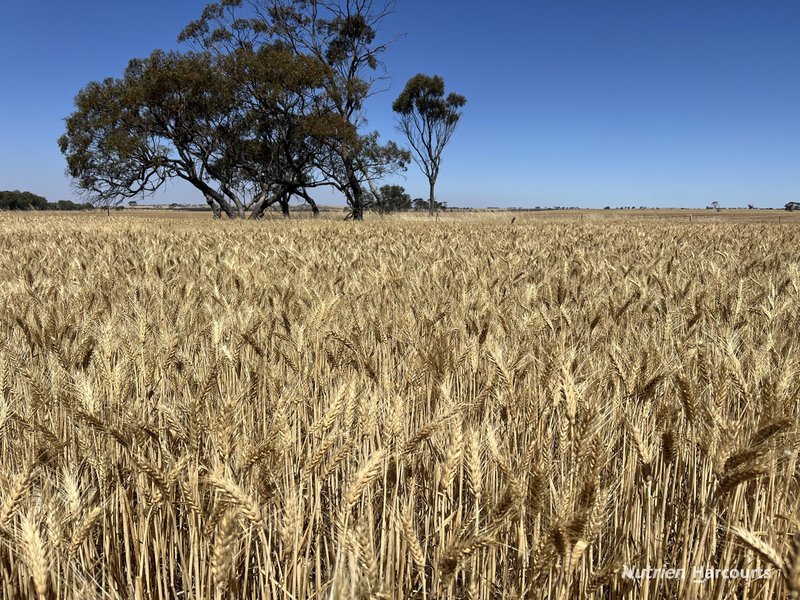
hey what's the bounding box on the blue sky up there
[1,1,798,208]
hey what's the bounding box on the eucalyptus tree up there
[0,191,48,211]
[393,74,466,213]
[371,184,411,214]
[62,51,236,217]
[60,45,334,218]
[180,0,409,220]
[215,43,340,218]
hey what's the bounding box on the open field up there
[46,207,800,225]
[0,213,799,599]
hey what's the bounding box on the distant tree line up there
[59,0,466,220]
[0,190,92,211]
[371,185,447,214]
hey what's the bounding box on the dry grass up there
[0,212,798,598]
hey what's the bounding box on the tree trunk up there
[347,186,364,221]
[205,194,222,219]
[221,204,239,219]
[191,178,238,219]
[248,189,274,220]
[344,160,365,221]
[348,184,364,221]
[298,189,320,217]
[279,194,291,218]
[428,171,439,214]
[251,198,283,220]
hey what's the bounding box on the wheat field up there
[0,213,798,599]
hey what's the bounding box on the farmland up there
[0,213,798,599]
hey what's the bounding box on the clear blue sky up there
[1,1,798,208]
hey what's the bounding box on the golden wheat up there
[0,211,797,598]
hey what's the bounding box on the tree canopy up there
[0,190,48,211]
[180,0,409,220]
[371,184,411,213]
[0,191,93,211]
[60,46,342,219]
[61,0,411,220]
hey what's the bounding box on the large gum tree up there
[60,46,338,219]
[180,0,409,220]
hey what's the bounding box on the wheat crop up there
[0,212,798,599]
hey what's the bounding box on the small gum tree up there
[392,74,466,214]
